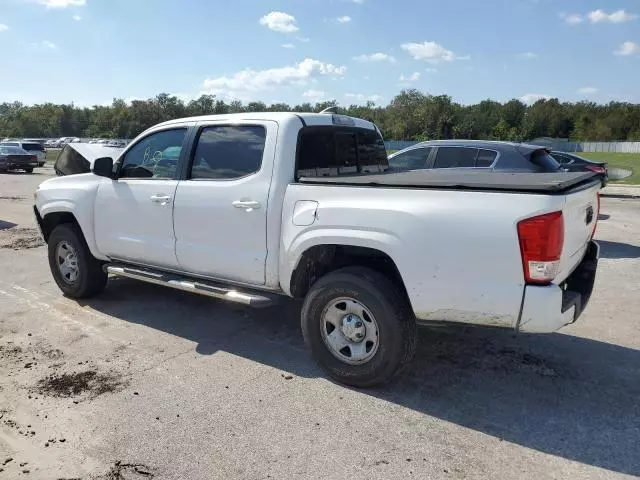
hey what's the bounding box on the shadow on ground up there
[81,278,640,476]
[597,240,640,259]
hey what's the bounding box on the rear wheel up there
[48,224,107,298]
[301,266,417,387]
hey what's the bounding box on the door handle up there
[232,200,261,210]
[150,194,172,205]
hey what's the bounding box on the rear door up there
[172,121,276,285]
[557,182,601,282]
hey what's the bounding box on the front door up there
[172,121,276,285]
[94,127,189,268]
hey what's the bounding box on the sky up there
[0,0,639,107]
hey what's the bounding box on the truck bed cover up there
[298,170,599,194]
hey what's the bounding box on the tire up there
[24,168,33,173]
[301,266,417,387]
[48,224,107,298]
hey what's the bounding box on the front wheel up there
[24,167,33,173]
[48,224,107,298]
[301,267,417,387]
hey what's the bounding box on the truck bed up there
[298,170,599,194]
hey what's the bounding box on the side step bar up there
[105,265,275,308]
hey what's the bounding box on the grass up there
[577,152,640,185]
[46,148,61,164]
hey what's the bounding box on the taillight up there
[585,165,606,174]
[591,192,600,240]
[31,155,37,162]
[517,211,564,285]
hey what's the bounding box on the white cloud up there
[282,43,295,49]
[260,11,299,33]
[401,41,463,63]
[398,72,420,86]
[560,13,584,25]
[337,16,351,23]
[36,0,86,8]
[577,87,598,95]
[202,58,347,99]
[345,93,383,103]
[517,52,539,59]
[0,24,9,32]
[43,40,57,49]
[350,0,365,3]
[588,9,638,24]
[72,14,81,20]
[303,90,325,100]
[614,41,640,56]
[520,93,552,104]
[353,52,396,63]
[297,36,310,43]
[424,68,438,73]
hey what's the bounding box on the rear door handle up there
[150,194,172,205]
[232,200,261,210]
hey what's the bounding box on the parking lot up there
[1,167,639,479]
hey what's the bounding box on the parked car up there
[45,140,58,148]
[34,112,601,387]
[0,141,46,167]
[53,143,124,176]
[0,146,39,173]
[550,151,607,187]
[388,140,563,173]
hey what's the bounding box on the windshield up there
[0,146,29,155]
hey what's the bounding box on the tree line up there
[1,90,639,142]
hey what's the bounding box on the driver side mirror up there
[92,157,114,178]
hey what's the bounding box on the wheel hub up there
[341,314,366,343]
[320,297,380,365]
[56,241,79,283]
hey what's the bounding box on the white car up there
[34,111,601,387]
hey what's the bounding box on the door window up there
[120,128,186,179]
[476,149,498,167]
[389,147,432,170]
[190,125,266,180]
[433,147,478,168]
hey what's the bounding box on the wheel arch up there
[286,241,409,302]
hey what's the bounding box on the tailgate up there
[557,182,600,283]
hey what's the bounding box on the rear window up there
[22,143,44,152]
[530,150,561,172]
[0,146,27,155]
[297,127,388,177]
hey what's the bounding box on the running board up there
[105,265,275,308]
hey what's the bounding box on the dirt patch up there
[0,344,23,360]
[37,370,125,398]
[0,227,45,250]
[92,462,154,479]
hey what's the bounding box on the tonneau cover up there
[298,170,599,193]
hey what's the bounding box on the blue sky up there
[1,0,639,106]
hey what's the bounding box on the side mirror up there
[92,157,114,178]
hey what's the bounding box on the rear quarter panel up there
[281,184,567,328]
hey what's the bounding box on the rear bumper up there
[518,241,599,333]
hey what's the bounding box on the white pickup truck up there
[34,111,600,387]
